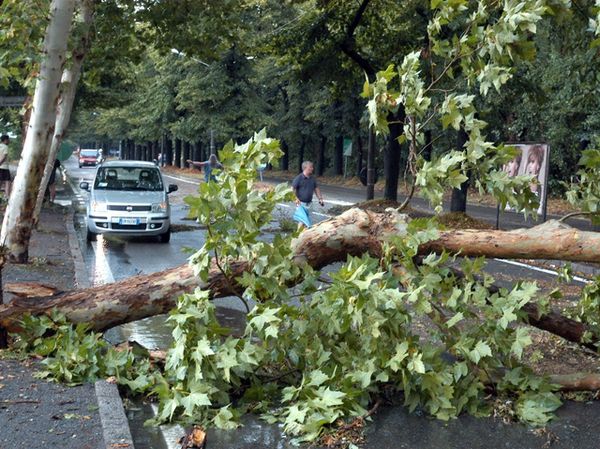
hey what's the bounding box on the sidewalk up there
[0,194,133,448]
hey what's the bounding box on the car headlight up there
[91,201,107,213]
[151,202,167,213]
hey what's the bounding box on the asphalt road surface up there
[62,157,599,449]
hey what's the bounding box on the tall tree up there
[33,0,94,226]
[0,0,75,262]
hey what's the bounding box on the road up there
[61,157,599,449]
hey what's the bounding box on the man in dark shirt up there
[291,161,324,228]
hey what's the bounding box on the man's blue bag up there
[293,205,312,227]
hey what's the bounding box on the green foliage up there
[154,134,562,434]
[0,0,49,88]
[567,275,600,347]
[14,132,565,440]
[565,149,600,223]
[12,310,153,390]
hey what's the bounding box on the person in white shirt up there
[0,135,12,198]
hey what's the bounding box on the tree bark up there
[317,134,326,176]
[549,373,600,391]
[366,128,375,200]
[449,129,470,213]
[0,0,76,263]
[193,141,203,162]
[33,0,94,227]
[1,209,599,351]
[356,133,363,178]
[333,135,344,176]
[280,139,289,171]
[174,138,182,168]
[383,108,405,201]
[297,137,305,173]
[164,136,173,166]
[183,141,191,165]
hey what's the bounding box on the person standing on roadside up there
[0,135,12,199]
[47,159,61,203]
[186,154,223,183]
[292,161,324,229]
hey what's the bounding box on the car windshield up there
[94,167,164,191]
[80,150,98,157]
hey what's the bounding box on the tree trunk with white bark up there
[0,0,76,263]
[1,209,598,352]
[33,0,94,227]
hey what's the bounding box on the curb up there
[63,178,136,449]
[65,210,91,289]
[95,381,136,449]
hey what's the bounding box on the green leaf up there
[469,341,492,364]
[213,406,239,430]
[516,392,561,425]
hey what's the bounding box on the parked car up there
[79,149,102,168]
[79,161,178,242]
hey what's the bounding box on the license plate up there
[118,217,139,225]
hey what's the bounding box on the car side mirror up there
[167,184,178,194]
[79,181,89,191]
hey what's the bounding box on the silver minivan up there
[80,161,178,242]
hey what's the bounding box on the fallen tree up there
[1,208,597,350]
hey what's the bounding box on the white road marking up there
[91,239,115,284]
[162,173,201,185]
[494,258,591,284]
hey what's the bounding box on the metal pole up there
[210,129,215,155]
[495,204,500,230]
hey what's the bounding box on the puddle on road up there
[117,305,248,350]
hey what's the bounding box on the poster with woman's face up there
[503,143,550,212]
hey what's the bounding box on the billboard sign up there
[502,143,550,217]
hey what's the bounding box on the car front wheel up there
[86,227,97,242]
[158,228,171,243]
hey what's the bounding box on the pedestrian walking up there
[291,161,324,229]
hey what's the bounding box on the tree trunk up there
[383,108,405,201]
[549,373,600,391]
[193,141,203,162]
[127,140,135,160]
[449,129,470,213]
[317,135,326,176]
[174,139,182,168]
[1,209,599,352]
[366,128,375,200]
[164,136,173,166]
[297,137,305,173]
[280,139,289,171]
[183,141,191,165]
[153,140,160,162]
[356,133,363,178]
[32,0,94,228]
[333,135,344,176]
[0,0,76,263]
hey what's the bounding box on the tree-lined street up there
[4,0,600,447]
